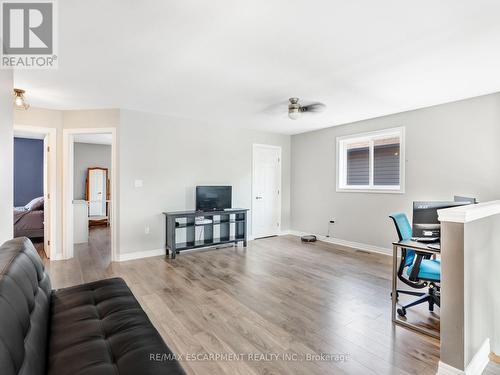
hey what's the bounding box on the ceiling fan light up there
[288,108,301,120]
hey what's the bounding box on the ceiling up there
[74,133,112,145]
[14,0,500,135]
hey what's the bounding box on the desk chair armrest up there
[409,253,424,281]
[415,250,434,259]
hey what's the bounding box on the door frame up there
[252,143,282,239]
[63,127,117,261]
[13,124,57,259]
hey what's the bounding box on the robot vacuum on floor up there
[301,235,317,243]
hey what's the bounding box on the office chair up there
[389,213,441,317]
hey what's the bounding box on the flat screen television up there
[196,186,232,212]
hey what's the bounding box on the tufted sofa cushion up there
[48,278,185,375]
[0,238,185,375]
[0,237,51,375]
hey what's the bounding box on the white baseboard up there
[49,253,64,261]
[287,230,391,256]
[118,248,165,262]
[249,230,291,241]
[466,338,490,375]
[437,362,465,375]
[436,339,490,375]
[115,230,389,262]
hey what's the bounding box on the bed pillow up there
[25,196,44,211]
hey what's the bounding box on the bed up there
[14,197,44,239]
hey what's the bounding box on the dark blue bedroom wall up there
[14,137,44,206]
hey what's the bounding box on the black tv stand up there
[163,208,248,259]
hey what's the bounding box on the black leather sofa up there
[0,237,185,375]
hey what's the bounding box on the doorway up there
[252,144,282,239]
[13,125,57,258]
[63,128,116,262]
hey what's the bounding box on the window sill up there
[336,187,405,194]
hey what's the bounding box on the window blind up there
[374,143,400,186]
[346,147,369,185]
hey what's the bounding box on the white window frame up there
[336,127,405,193]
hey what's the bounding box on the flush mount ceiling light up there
[13,88,29,110]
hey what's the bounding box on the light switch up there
[134,179,143,188]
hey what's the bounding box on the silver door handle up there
[255,196,263,199]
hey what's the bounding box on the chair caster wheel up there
[397,307,406,317]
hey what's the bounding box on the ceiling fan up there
[264,97,326,120]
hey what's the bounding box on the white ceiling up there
[14,0,500,134]
[74,133,112,145]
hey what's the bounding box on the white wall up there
[119,109,291,255]
[13,108,119,258]
[14,107,291,258]
[291,92,500,251]
[62,109,120,129]
[73,143,111,199]
[0,71,13,244]
[464,214,500,361]
[439,205,500,370]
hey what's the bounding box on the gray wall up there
[0,70,13,243]
[440,221,465,370]
[73,143,111,200]
[291,93,500,250]
[118,109,291,255]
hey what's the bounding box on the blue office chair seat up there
[406,259,441,281]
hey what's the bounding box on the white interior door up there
[252,145,281,239]
[89,169,105,216]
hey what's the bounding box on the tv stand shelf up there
[163,209,248,258]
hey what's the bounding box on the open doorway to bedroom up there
[63,128,117,265]
[13,125,57,259]
[73,134,112,266]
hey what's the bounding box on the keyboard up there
[411,237,439,243]
[427,243,441,251]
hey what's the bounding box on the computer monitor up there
[454,195,477,204]
[412,201,471,238]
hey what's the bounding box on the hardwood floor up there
[44,226,111,286]
[42,233,448,375]
[485,361,500,375]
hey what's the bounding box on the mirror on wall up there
[86,167,109,225]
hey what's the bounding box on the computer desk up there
[392,240,440,339]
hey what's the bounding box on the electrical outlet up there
[145,225,150,234]
[327,219,335,238]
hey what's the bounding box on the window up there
[337,127,404,193]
